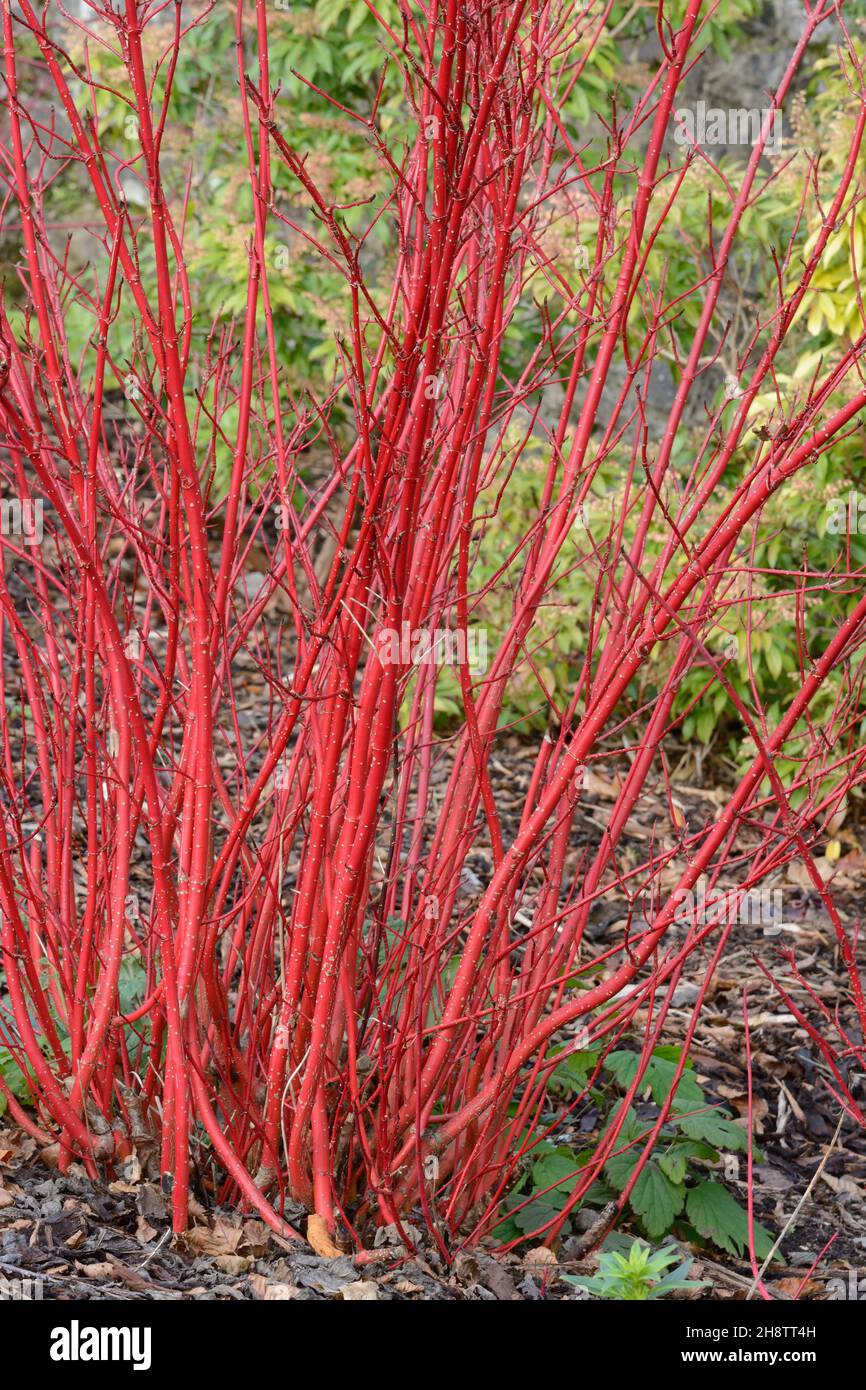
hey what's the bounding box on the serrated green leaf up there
[605,1049,705,1110]
[514,1194,566,1232]
[676,1109,750,1150]
[602,1107,646,1191]
[531,1150,580,1195]
[629,1163,685,1238]
[658,1137,721,1185]
[686,1180,775,1259]
[548,1049,599,1094]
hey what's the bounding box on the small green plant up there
[563,1240,708,1301]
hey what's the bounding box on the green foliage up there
[14,0,864,764]
[497,1044,777,1261]
[0,958,151,1118]
[45,2,401,413]
[118,956,148,1018]
[0,1046,33,1116]
[686,1179,772,1260]
[562,1239,709,1300]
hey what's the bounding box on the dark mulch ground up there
[3,743,865,1300]
[0,1142,562,1300]
[2,918,864,1304]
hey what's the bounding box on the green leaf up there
[0,1047,33,1108]
[686,1180,775,1259]
[602,1108,646,1191]
[696,706,717,744]
[513,1196,566,1233]
[629,1163,685,1238]
[766,642,783,680]
[657,1139,717,1185]
[531,1150,580,1196]
[605,1049,705,1111]
[548,1049,599,1095]
[676,1109,751,1151]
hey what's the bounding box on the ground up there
[2,780,864,1301]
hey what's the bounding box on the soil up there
[2,749,864,1302]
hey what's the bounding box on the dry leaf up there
[776,1276,816,1298]
[832,850,866,887]
[584,769,621,800]
[342,1280,378,1300]
[242,1220,271,1256]
[0,1188,14,1209]
[820,1172,862,1199]
[136,1215,158,1244]
[75,1261,114,1278]
[306,1213,343,1258]
[250,1271,300,1300]
[786,858,833,887]
[185,1216,244,1257]
[453,1251,481,1284]
[524,1245,557,1267]
[119,1151,142,1183]
[214,1254,252,1275]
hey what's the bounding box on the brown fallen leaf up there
[185,1215,244,1257]
[249,1271,301,1300]
[820,1172,862,1199]
[0,1188,15,1209]
[342,1280,378,1300]
[75,1261,114,1279]
[452,1250,481,1284]
[584,769,622,800]
[524,1245,558,1268]
[214,1254,252,1275]
[135,1215,158,1245]
[831,850,866,888]
[776,1276,817,1299]
[786,858,833,888]
[306,1213,343,1258]
[391,1279,424,1295]
[119,1151,142,1183]
[103,1253,156,1293]
[242,1219,271,1256]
